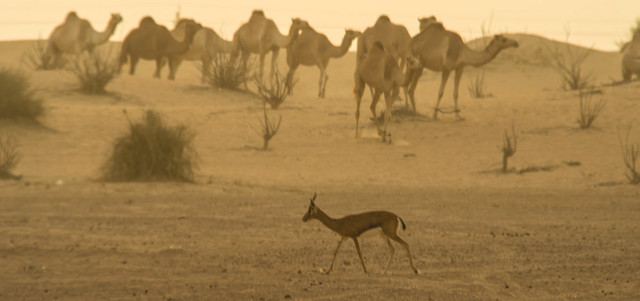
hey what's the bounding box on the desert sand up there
[1,33,639,300]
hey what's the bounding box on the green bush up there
[103,110,197,182]
[0,68,44,120]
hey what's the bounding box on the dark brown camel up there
[118,16,201,80]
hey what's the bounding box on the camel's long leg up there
[201,55,211,84]
[318,63,329,98]
[354,75,366,138]
[352,237,368,273]
[285,63,298,95]
[383,237,395,274]
[270,48,280,78]
[129,56,140,75]
[370,90,383,137]
[154,58,163,78]
[383,90,393,143]
[408,68,423,113]
[327,237,347,274]
[433,70,451,120]
[452,67,465,120]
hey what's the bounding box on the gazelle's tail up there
[398,217,407,231]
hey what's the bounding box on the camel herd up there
[43,10,640,141]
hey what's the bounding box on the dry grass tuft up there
[255,71,296,109]
[203,53,255,91]
[254,102,282,150]
[0,68,44,120]
[0,135,21,180]
[619,127,640,184]
[67,46,119,94]
[576,89,606,129]
[102,110,197,182]
[500,124,518,173]
[21,39,66,70]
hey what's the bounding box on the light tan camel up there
[45,11,123,67]
[233,10,310,78]
[418,16,438,32]
[622,27,640,81]
[118,16,201,80]
[354,42,422,142]
[170,19,236,82]
[356,15,413,107]
[286,27,361,97]
[407,22,519,119]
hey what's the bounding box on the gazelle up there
[302,193,419,274]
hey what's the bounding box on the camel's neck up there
[313,208,341,235]
[460,43,503,67]
[92,18,119,44]
[329,35,355,58]
[274,25,299,48]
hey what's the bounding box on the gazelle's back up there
[336,211,399,237]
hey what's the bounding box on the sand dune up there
[1,34,639,299]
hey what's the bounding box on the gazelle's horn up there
[310,192,317,203]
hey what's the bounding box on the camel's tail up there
[398,216,407,231]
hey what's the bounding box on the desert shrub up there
[545,31,594,90]
[500,124,518,172]
[203,52,255,91]
[617,19,639,52]
[467,69,492,99]
[254,102,281,150]
[0,68,44,120]
[0,135,21,180]
[576,89,606,129]
[103,110,197,182]
[619,127,640,184]
[255,71,296,109]
[67,46,119,94]
[22,39,66,70]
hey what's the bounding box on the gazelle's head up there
[302,193,318,222]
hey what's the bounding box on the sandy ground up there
[1,34,639,300]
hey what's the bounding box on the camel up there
[418,16,438,32]
[170,19,236,82]
[44,11,123,67]
[232,10,310,78]
[286,27,361,97]
[357,15,413,107]
[354,42,422,142]
[407,22,519,119]
[622,27,640,81]
[118,16,201,80]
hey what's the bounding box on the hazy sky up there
[2,0,639,51]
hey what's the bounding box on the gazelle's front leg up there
[352,237,368,273]
[327,237,347,274]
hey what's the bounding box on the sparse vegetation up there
[500,124,518,173]
[0,135,21,180]
[0,68,44,120]
[576,89,606,129]
[203,52,255,91]
[255,102,281,150]
[616,19,639,52]
[255,71,296,109]
[467,69,492,99]
[67,46,119,94]
[619,127,640,184]
[22,39,66,70]
[545,30,594,90]
[102,110,197,182]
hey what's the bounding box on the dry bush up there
[0,135,21,180]
[467,69,492,99]
[545,30,594,90]
[254,102,282,150]
[102,110,197,182]
[67,46,119,94]
[500,124,518,173]
[617,19,640,52]
[255,71,296,109]
[577,89,606,129]
[619,127,640,184]
[203,52,255,91]
[22,39,66,70]
[0,68,44,120]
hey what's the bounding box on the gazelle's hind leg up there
[383,237,395,274]
[382,222,419,274]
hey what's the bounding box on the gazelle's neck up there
[314,208,341,234]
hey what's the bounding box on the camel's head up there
[110,13,123,25]
[302,193,318,222]
[418,16,437,32]
[291,18,310,31]
[490,35,519,50]
[345,29,362,41]
[405,55,422,70]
